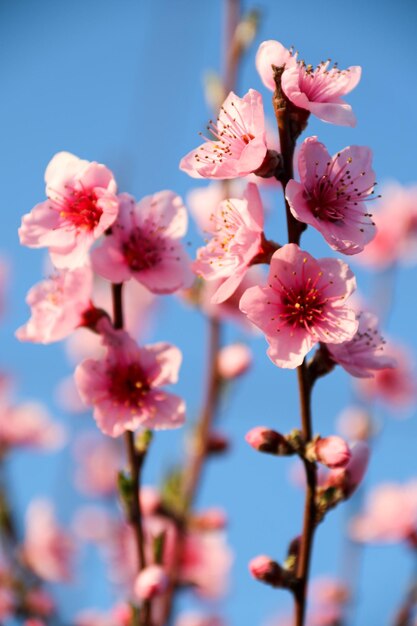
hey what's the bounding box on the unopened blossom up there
[74,320,185,437]
[350,481,417,544]
[326,311,395,377]
[73,432,122,497]
[217,343,252,379]
[180,89,268,179]
[245,427,293,455]
[256,40,297,91]
[19,152,119,269]
[23,499,74,582]
[326,442,370,497]
[286,137,376,254]
[92,192,193,294]
[0,402,65,451]
[357,343,416,409]
[133,565,169,600]
[249,555,285,587]
[193,183,267,303]
[16,266,93,344]
[314,436,351,469]
[240,244,358,369]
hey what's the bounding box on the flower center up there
[122,229,163,272]
[57,189,103,230]
[108,363,150,407]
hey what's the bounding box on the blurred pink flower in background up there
[73,432,121,497]
[217,343,252,379]
[0,401,65,451]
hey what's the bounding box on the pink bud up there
[140,486,161,516]
[329,442,370,497]
[134,565,169,600]
[206,431,230,454]
[249,555,284,587]
[217,343,252,380]
[315,436,351,469]
[245,427,292,455]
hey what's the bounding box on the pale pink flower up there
[16,266,93,344]
[0,402,65,451]
[350,481,417,543]
[355,184,417,268]
[19,152,119,269]
[73,432,122,497]
[256,40,297,91]
[282,60,361,127]
[357,343,417,409]
[74,321,185,437]
[134,565,169,600]
[180,89,267,179]
[175,613,225,626]
[286,137,376,254]
[240,244,358,369]
[336,406,374,441]
[187,181,243,234]
[217,343,252,379]
[193,183,265,303]
[326,311,395,377]
[23,499,74,582]
[92,192,193,294]
[314,436,351,469]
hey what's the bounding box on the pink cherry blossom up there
[74,321,185,437]
[23,499,74,582]
[314,436,351,469]
[91,192,193,294]
[325,311,395,377]
[355,184,417,268]
[187,181,243,234]
[256,40,298,91]
[133,565,169,600]
[193,183,266,303]
[73,432,122,497]
[16,265,93,344]
[350,481,417,544]
[286,137,376,254]
[282,60,361,126]
[0,402,65,451]
[357,343,417,409]
[19,152,119,269]
[239,244,358,369]
[217,343,252,379]
[180,89,267,179]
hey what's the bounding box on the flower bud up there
[206,432,230,455]
[249,555,285,587]
[134,565,169,600]
[314,436,351,469]
[217,343,252,380]
[245,427,293,455]
[328,442,370,497]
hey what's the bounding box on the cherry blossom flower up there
[350,481,417,544]
[355,184,417,268]
[256,40,298,91]
[16,265,93,344]
[336,406,374,442]
[22,499,74,582]
[74,321,185,437]
[187,181,243,234]
[73,432,122,497]
[217,343,252,379]
[286,137,376,254]
[193,183,267,303]
[239,244,358,369]
[0,402,65,451]
[92,192,193,294]
[357,343,417,409]
[134,565,169,600]
[325,311,395,377]
[19,152,119,269]
[180,89,267,179]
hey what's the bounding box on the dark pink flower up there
[286,137,376,254]
[239,244,358,368]
[326,311,395,377]
[193,183,265,303]
[19,152,119,269]
[16,265,93,344]
[74,321,185,437]
[180,90,267,179]
[92,192,193,294]
[282,61,361,126]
